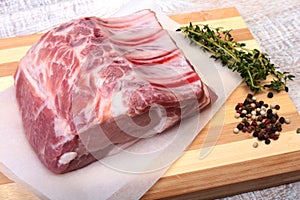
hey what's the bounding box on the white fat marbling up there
[111,91,128,117]
[58,152,78,165]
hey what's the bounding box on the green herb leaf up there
[178,23,295,92]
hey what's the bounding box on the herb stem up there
[247,68,260,90]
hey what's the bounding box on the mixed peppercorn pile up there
[233,92,291,146]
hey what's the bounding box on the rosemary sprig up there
[176,23,295,92]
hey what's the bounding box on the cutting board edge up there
[143,149,300,199]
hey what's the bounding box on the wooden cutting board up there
[1,7,300,200]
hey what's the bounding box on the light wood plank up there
[0,173,12,185]
[0,183,39,200]
[0,34,43,50]
[0,46,30,64]
[179,16,248,30]
[0,62,18,77]
[0,76,14,91]
[169,7,240,24]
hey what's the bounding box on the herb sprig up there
[176,23,295,92]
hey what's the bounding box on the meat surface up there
[14,9,215,173]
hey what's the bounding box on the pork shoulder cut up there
[14,9,216,173]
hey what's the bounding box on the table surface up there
[0,0,300,199]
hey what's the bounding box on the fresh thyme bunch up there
[176,23,295,92]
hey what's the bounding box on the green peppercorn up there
[260,123,266,129]
[276,126,282,132]
[257,116,263,122]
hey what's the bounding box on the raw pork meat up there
[14,9,215,173]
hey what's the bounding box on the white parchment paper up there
[0,1,242,199]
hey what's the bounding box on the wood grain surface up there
[0,7,300,200]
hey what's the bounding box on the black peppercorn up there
[247,126,254,133]
[251,121,258,127]
[267,92,274,98]
[271,127,277,133]
[237,123,244,130]
[271,116,277,123]
[244,121,250,127]
[247,93,253,99]
[258,135,265,141]
[279,117,285,124]
[267,113,273,119]
[259,101,264,106]
[253,131,259,137]
[263,103,269,108]
[285,86,289,92]
[265,138,271,144]
[275,105,280,110]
